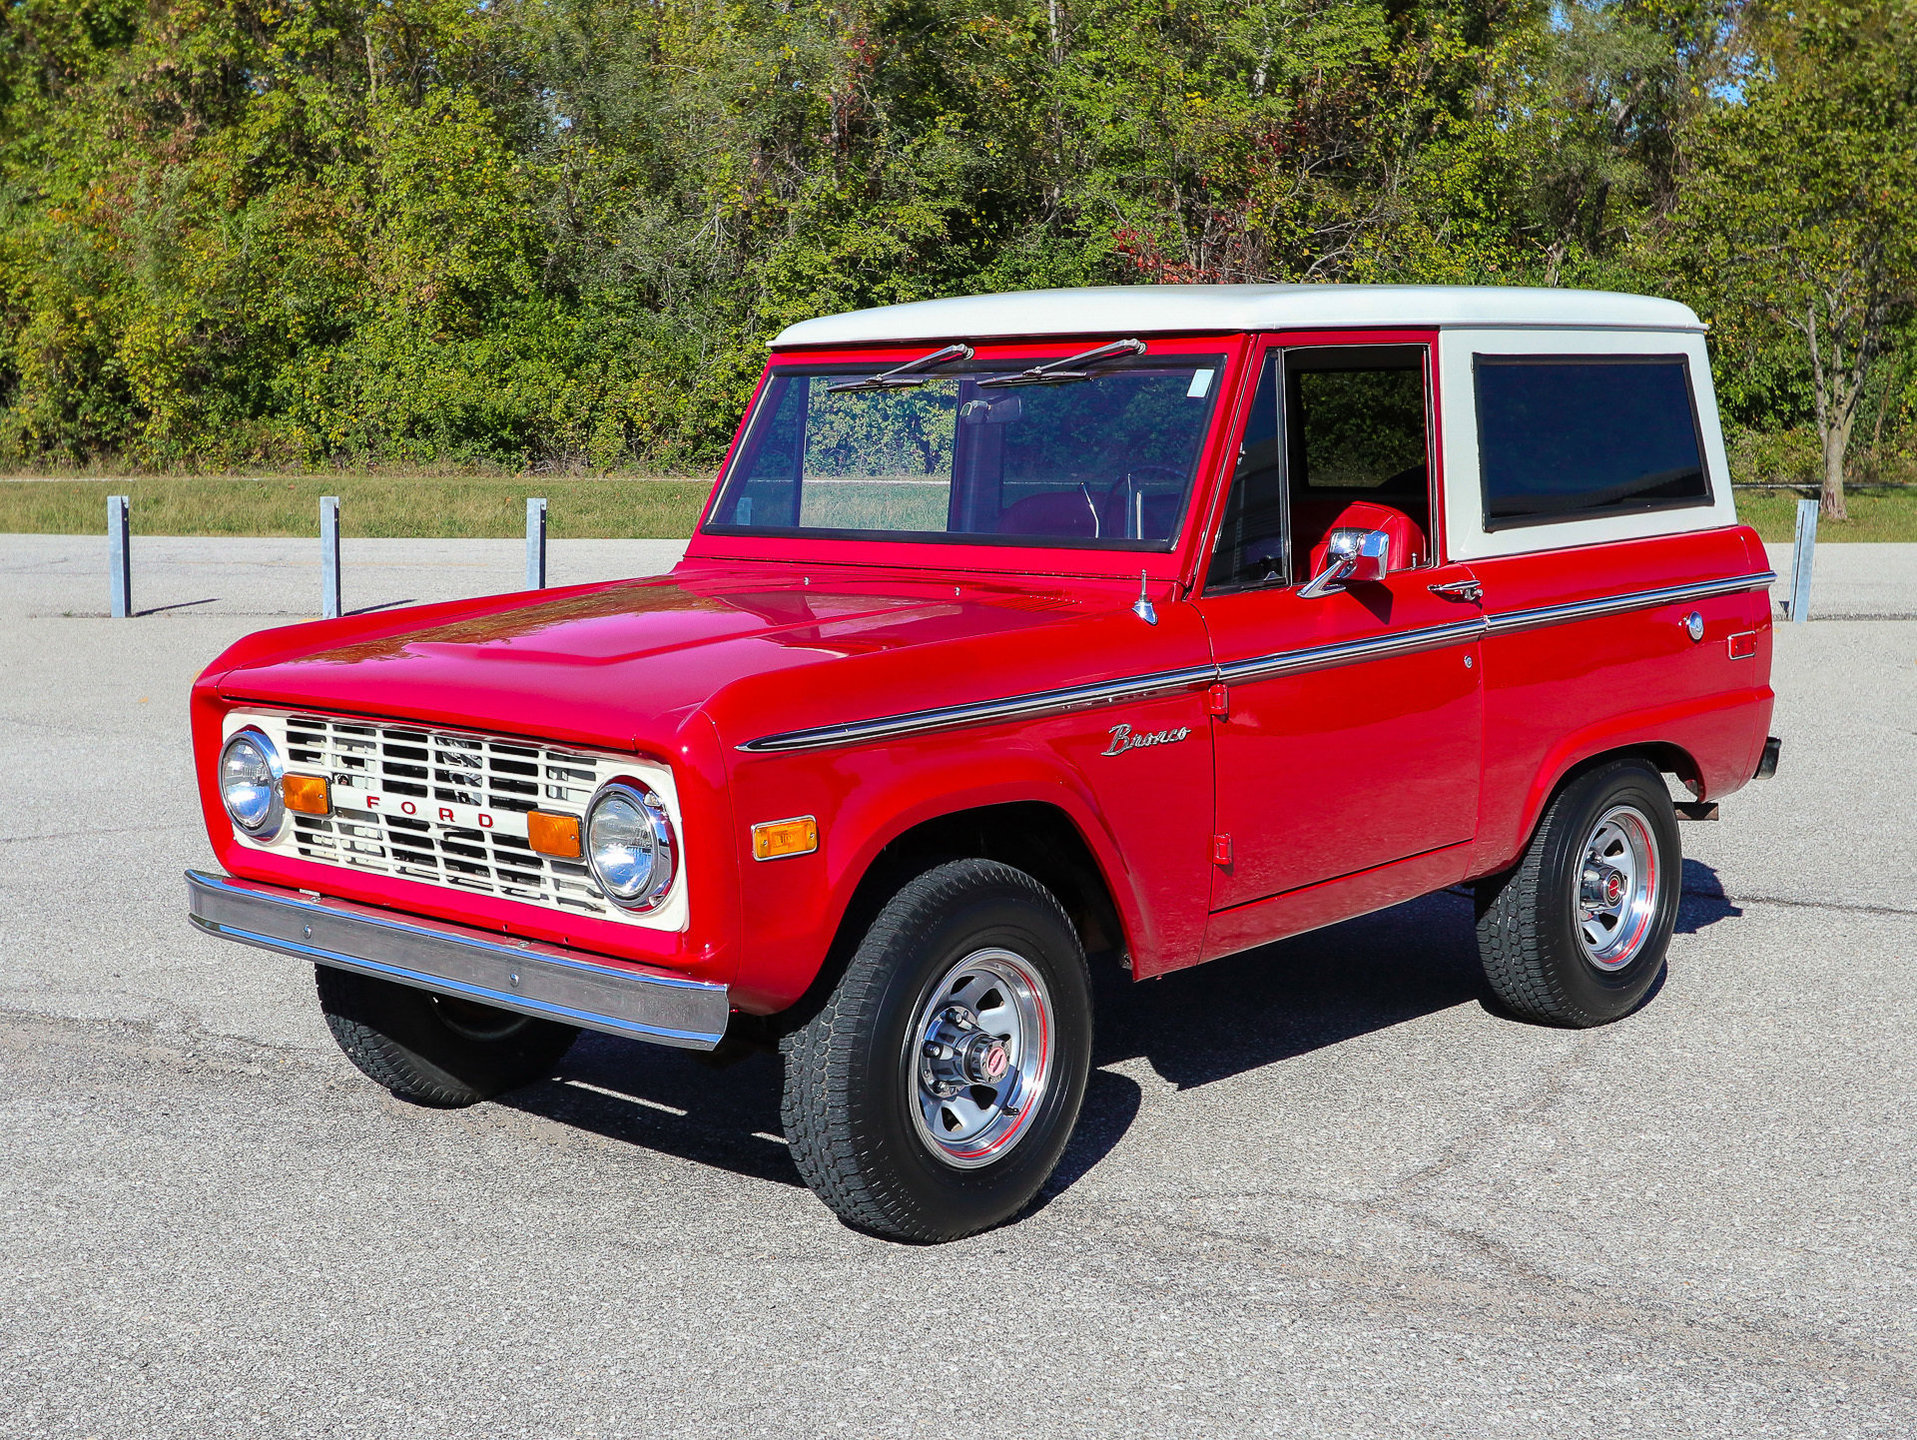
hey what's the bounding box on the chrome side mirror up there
[1298,527,1390,599]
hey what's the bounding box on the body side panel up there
[1199,842,1475,964]
[1465,527,1774,878]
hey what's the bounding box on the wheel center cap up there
[921,1006,1013,1096]
[1582,865,1627,910]
[964,1035,1011,1085]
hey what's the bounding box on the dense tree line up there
[1,0,1912,514]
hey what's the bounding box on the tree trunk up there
[1821,423,1851,521]
[1804,297,1862,523]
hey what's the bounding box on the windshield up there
[705,352,1227,549]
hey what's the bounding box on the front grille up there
[280,714,621,919]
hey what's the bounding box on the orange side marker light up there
[528,811,583,858]
[752,816,819,861]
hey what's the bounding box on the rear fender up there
[1473,688,1770,880]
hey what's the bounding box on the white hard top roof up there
[771,284,1703,348]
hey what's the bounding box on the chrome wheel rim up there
[1574,804,1660,971]
[907,948,1054,1170]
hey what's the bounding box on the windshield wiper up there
[977,338,1146,389]
[824,342,975,394]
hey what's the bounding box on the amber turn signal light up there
[527,811,583,858]
[752,815,819,861]
[281,774,331,816]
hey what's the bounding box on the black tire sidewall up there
[843,868,1092,1238]
[1534,761,1682,1022]
[316,967,578,1104]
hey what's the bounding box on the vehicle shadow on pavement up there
[500,1040,806,1187]
[492,864,1746,1201]
[1095,889,1485,1094]
[1678,857,1743,933]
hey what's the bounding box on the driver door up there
[1196,338,1484,915]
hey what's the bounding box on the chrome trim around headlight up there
[219,726,286,839]
[585,781,678,912]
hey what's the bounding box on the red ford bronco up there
[188,285,1780,1241]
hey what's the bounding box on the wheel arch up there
[767,799,1131,1035]
[1483,739,1699,881]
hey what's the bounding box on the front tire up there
[780,859,1093,1242]
[316,967,579,1107]
[1474,757,1682,1027]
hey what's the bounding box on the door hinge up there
[1210,834,1233,866]
[1205,682,1229,718]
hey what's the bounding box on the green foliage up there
[1661,0,1917,514]
[0,0,1913,479]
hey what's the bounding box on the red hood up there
[206,562,1127,755]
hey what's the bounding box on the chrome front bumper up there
[185,870,729,1050]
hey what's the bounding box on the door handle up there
[1428,579,1482,602]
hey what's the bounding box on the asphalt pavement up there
[2,535,1913,1438]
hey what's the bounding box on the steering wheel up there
[1099,465,1188,540]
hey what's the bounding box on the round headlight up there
[585,781,677,912]
[220,728,284,837]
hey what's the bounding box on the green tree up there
[1666,0,1917,518]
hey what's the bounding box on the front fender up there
[722,705,1213,1012]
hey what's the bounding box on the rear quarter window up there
[1474,357,1710,530]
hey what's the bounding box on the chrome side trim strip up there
[736,571,1775,754]
[1219,618,1486,684]
[185,870,728,1050]
[1484,571,1776,637]
[738,664,1219,753]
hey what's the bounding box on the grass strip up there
[4,475,1917,542]
[0,476,711,539]
[1730,487,1917,543]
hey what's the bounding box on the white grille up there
[277,714,625,920]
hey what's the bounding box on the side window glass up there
[1475,357,1709,528]
[1206,353,1286,590]
[1292,365,1427,494]
[1285,347,1432,572]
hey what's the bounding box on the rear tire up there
[780,859,1093,1242]
[316,967,579,1107]
[1474,757,1681,1027]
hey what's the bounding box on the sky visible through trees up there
[0,0,1912,515]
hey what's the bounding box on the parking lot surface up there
[2,536,1913,1437]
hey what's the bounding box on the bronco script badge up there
[1102,722,1192,757]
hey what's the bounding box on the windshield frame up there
[688,335,1253,580]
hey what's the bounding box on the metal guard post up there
[320,495,342,619]
[1789,497,1816,624]
[107,494,131,619]
[527,497,548,590]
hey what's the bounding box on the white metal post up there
[320,495,342,619]
[107,494,131,618]
[526,497,548,589]
[1788,496,1817,624]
